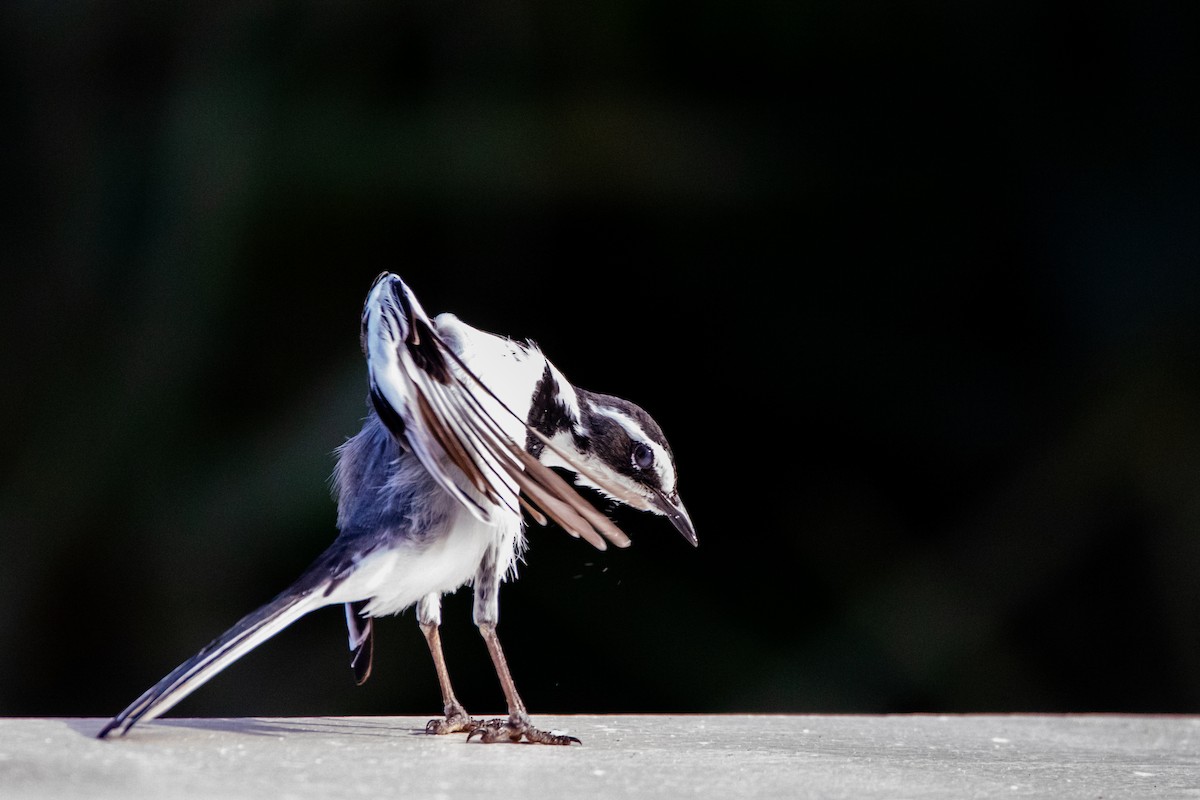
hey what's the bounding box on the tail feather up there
[345,601,375,686]
[97,585,331,738]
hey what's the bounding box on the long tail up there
[97,579,334,738]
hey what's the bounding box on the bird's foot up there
[425,704,481,735]
[466,713,581,745]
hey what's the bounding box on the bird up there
[97,272,696,744]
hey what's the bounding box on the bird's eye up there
[631,442,654,471]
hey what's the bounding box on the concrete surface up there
[0,714,1196,799]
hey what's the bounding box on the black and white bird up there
[98,272,695,744]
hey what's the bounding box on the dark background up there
[3,1,1199,720]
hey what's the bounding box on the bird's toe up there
[425,705,481,735]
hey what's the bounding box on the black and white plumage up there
[97,272,695,744]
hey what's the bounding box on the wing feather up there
[362,273,634,550]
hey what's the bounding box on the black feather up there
[347,601,374,686]
[408,318,451,383]
[369,383,408,443]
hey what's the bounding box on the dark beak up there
[652,488,698,547]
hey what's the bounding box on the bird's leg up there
[465,542,579,745]
[417,595,478,735]
[466,623,580,745]
[420,622,479,733]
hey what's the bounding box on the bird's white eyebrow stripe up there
[591,405,641,438]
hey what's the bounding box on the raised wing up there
[361,273,635,550]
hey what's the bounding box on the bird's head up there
[528,371,696,547]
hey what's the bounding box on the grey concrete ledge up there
[1,714,1197,799]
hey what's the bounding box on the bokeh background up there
[3,1,1199,720]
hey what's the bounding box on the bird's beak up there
[652,488,698,547]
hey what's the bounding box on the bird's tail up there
[97,580,332,738]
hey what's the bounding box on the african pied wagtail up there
[98,272,696,745]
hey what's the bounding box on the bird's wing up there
[362,273,634,550]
